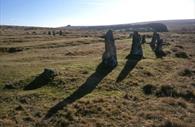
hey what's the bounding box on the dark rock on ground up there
[178,68,195,77]
[143,84,195,102]
[15,105,23,111]
[24,68,57,90]
[8,47,23,53]
[3,83,16,89]
[191,83,195,87]
[156,85,177,97]
[142,84,157,95]
[175,51,188,58]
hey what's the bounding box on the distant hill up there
[1,19,195,32]
[64,19,195,32]
[63,23,169,32]
[144,19,195,31]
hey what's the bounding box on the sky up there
[0,0,195,27]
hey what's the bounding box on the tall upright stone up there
[102,30,117,68]
[130,31,143,59]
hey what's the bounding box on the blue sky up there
[0,0,195,27]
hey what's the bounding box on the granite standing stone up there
[130,31,143,58]
[141,35,146,44]
[155,39,166,57]
[102,30,117,67]
[150,32,160,50]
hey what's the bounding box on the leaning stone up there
[102,30,117,68]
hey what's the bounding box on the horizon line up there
[1,18,195,28]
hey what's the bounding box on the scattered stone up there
[0,47,23,53]
[175,45,184,49]
[124,94,138,101]
[156,85,177,97]
[34,112,42,117]
[143,84,195,101]
[178,68,194,77]
[65,52,75,56]
[24,68,57,90]
[130,31,143,59]
[142,84,157,95]
[19,98,28,104]
[175,51,188,58]
[81,70,89,74]
[171,47,179,52]
[3,80,28,90]
[8,47,23,53]
[102,30,117,68]
[191,83,195,87]
[159,120,186,127]
[3,83,15,89]
[23,117,33,122]
[15,105,23,111]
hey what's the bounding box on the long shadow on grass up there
[116,55,141,82]
[43,62,115,120]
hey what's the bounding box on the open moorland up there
[0,20,195,127]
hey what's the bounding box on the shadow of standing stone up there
[24,68,57,90]
[43,62,115,120]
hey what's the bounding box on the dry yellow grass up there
[0,26,195,127]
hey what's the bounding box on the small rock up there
[19,98,28,104]
[15,105,23,111]
[34,112,41,117]
[175,51,188,58]
[142,84,157,95]
[3,83,15,89]
[191,83,195,87]
[175,45,184,49]
[156,85,177,97]
[23,117,33,122]
[24,68,57,90]
[8,47,23,53]
[178,68,194,77]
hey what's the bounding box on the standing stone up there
[130,31,143,58]
[150,32,160,50]
[155,39,166,57]
[102,30,117,68]
[141,35,146,44]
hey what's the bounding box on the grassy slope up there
[0,28,195,127]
